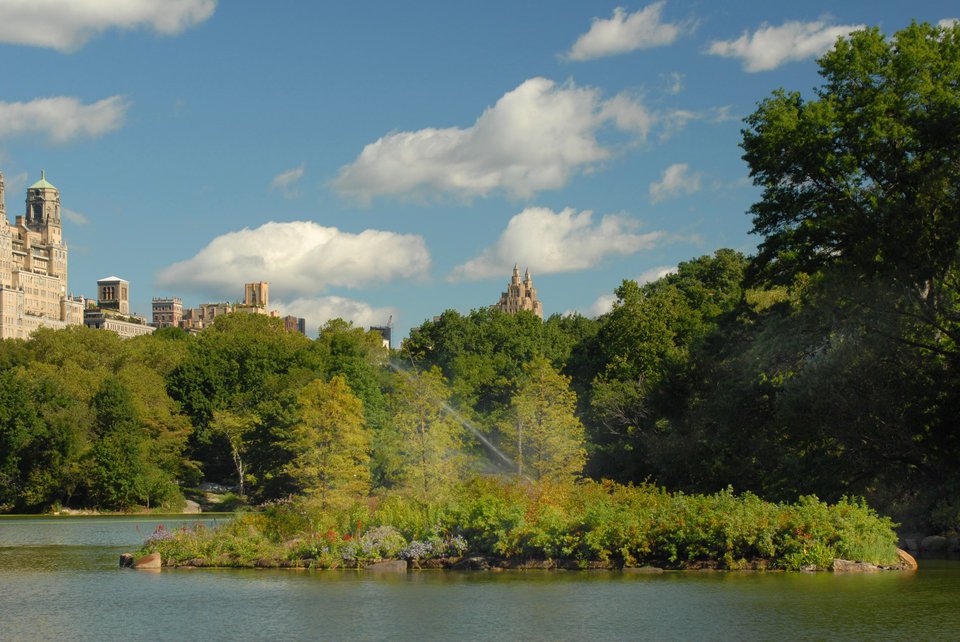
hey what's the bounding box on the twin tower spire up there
[495,263,543,319]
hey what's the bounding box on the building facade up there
[494,264,543,319]
[83,275,154,338]
[0,170,84,339]
[151,297,183,328]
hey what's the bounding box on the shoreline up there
[122,549,918,573]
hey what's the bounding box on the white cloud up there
[62,208,90,225]
[566,3,688,61]
[450,207,664,281]
[269,164,305,198]
[277,296,396,337]
[156,221,430,296]
[0,0,216,52]
[0,96,129,143]
[586,293,619,318]
[333,77,655,203]
[649,163,701,203]
[637,265,677,284]
[2,171,28,197]
[584,265,677,317]
[707,20,865,72]
[663,72,684,95]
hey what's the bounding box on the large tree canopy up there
[742,22,960,287]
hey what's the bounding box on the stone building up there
[176,282,280,332]
[494,264,543,319]
[151,297,183,328]
[83,276,154,338]
[282,315,306,335]
[0,170,84,339]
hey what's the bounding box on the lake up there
[1,515,958,641]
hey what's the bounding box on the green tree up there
[503,357,585,483]
[387,366,465,500]
[742,22,960,288]
[86,377,176,510]
[210,409,257,498]
[285,376,371,507]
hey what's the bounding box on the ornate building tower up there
[494,264,543,319]
[0,169,83,339]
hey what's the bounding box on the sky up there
[0,1,956,341]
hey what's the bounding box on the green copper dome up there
[28,170,57,191]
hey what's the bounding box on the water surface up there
[1,516,958,641]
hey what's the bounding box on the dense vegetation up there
[140,479,899,571]
[2,23,958,541]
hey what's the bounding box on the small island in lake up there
[131,478,912,573]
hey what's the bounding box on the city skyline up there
[0,1,955,339]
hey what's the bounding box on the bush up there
[138,478,899,569]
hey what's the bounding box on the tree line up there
[1,22,957,530]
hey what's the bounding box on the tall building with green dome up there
[0,169,84,339]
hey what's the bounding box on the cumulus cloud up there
[584,265,677,317]
[649,163,701,203]
[333,77,656,203]
[62,208,90,225]
[276,296,397,337]
[0,0,216,52]
[707,20,864,72]
[270,164,305,198]
[637,265,677,284]
[450,207,664,281]
[0,96,129,144]
[565,3,688,61]
[156,221,430,296]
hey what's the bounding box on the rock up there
[921,535,948,552]
[364,560,408,573]
[896,548,918,571]
[948,537,960,553]
[832,559,880,573]
[182,500,202,514]
[451,556,492,570]
[624,566,664,574]
[133,552,162,569]
[119,553,134,568]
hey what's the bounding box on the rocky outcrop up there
[133,552,162,569]
[119,553,134,568]
[896,548,918,570]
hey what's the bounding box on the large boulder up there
[896,548,918,571]
[119,553,134,568]
[133,553,162,569]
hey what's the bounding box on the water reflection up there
[1,517,959,641]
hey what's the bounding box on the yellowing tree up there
[389,366,465,501]
[506,357,585,483]
[285,376,371,507]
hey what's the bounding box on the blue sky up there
[0,1,956,340]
